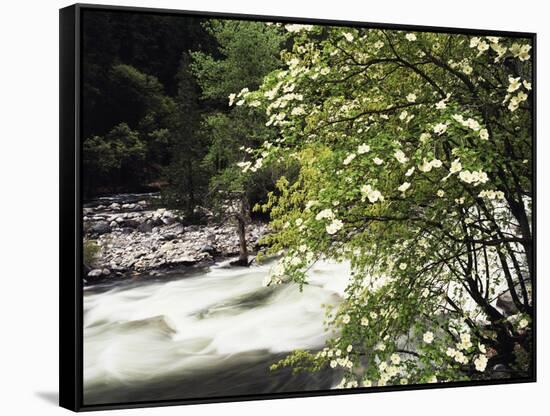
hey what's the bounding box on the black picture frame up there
[60,3,537,412]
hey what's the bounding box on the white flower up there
[523,80,532,90]
[465,118,481,131]
[420,132,431,143]
[285,24,313,32]
[435,100,447,110]
[479,344,487,354]
[474,355,488,372]
[418,159,433,173]
[427,375,438,383]
[237,161,252,172]
[399,262,407,270]
[459,333,473,350]
[295,218,303,226]
[357,143,370,154]
[430,159,442,168]
[373,157,384,165]
[305,200,318,210]
[518,318,529,329]
[347,344,353,353]
[405,33,417,41]
[469,37,481,48]
[511,44,532,61]
[342,314,351,324]
[462,64,473,75]
[450,159,462,174]
[343,32,354,42]
[446,347,457,358]
[400,378,408,385]
[361,317,369,326]
[423,331,434,344]
[326,218,344,235]
[405,167,415,177]
[374,40,384,49]
[363,379,372,387]
[343,153,356,165]
[398,182,411,193]
[291,106,305,116]
[479,128,489,140]
[421,288,430,298]
[458,170,489,186]
[406,93,417,102]
[330,360,337,368]
[390,353,401,365]
[479,189,504,200]
[477,41,489,52]
[361,184,384,203]
[437,189,445,197]
[507,76,522,93]
[433,122,448,135]
[399,110,408,120]
[228,93,236,106]
[315,208,334,221]
[454,351,468,364]
[394,149,409,164]
[236,99,245,106]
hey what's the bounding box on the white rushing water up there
[83,259,351,403]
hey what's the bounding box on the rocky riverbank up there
[83,194,268,282]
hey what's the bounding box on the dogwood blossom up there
[315,208,335,221]
[326,218,344,234]
[343,153,356,165]
[433,122,448,135]
[474,355,488,372]
[398,182,411,193]
[423,331,434,344]
[394,149,409,164]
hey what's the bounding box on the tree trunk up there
[236,215,249,266]
[231,196,250,267]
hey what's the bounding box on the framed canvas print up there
[59,3,536,411]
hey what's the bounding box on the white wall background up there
[0,0,547,413]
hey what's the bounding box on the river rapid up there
[83,258,351,405]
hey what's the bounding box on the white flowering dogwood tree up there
[234,25,533,387]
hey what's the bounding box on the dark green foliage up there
[161,53,210,218]
[83,123,147,196]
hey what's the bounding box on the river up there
[83,258,351,405]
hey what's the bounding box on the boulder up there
[90,221,111,235]
[162,216,176,225]
[101,268,111,276]
[168,256,198,266]
[120,219,141,228]
[137,221,153,233]
[201,244,216,255]
[87,269,103,278]
[108,202,120,210]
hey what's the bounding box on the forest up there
[81,9,533,401]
